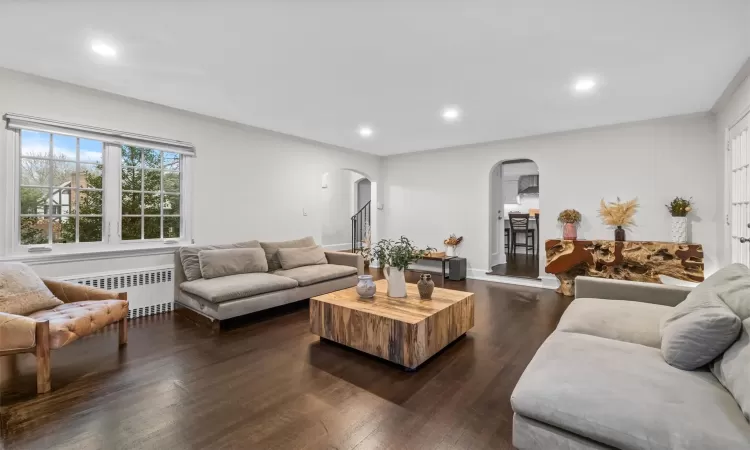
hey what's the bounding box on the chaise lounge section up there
[174,237,363,329]
[511,274,750,450]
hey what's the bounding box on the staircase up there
[351,201,371,252]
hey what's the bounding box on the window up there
[19,130,104,245]
[120,145,182,241]
[5,114,194,254]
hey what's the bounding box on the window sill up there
[1,242,187,266]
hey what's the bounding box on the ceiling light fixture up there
[574,77,596,92]
[441,106,462,122]
[91,40,117,58]
[358,126,373,138]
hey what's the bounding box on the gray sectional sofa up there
[174,236,363,326]
[512,271,750,450]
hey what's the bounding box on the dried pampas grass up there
[599,197,638,228]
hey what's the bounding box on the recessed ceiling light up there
[574,78,596,92]
[91,41,117,58]
[442,106,462,122]
[358,126,373,138]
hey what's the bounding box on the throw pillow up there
[198,248,268,279]
[259,236,316,272]
[711,318,750,421]
[700,263,750,321]
[179,240,260,281]
[660,265,747,370]
[0,262,63,315]
[277,245,328,270]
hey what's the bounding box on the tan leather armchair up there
[0,279,128,394]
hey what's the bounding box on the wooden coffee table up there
[310,279,474,370]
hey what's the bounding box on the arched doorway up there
[487,159,540,279]
[320,169,373,253]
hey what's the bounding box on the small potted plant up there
[557,209,581,240]
[599,197,638,241]
[372,236,434,298]
[443,234,463,257]
[666,197,693,243]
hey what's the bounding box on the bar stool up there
[509,213,535,255]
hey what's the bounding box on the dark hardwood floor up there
[0,270,569,450]
[487,254,540,279]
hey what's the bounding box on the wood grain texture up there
[545,239,704,296]
[1,269,569,450]
[310,280,474,369]
[34,321,50,395]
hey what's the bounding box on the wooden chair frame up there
[0,292,127,394]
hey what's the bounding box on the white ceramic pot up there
[356,275,376,299]
[383,265,407,298]
[671,216,688,243]
[446,246,456,257]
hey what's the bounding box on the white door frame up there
[489,162,506,268]
[726,107,750,265]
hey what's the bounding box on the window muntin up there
[19,130,104,245]
[120,145,181,241]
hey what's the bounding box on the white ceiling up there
[1,0,749,156]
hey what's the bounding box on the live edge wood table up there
[545,239,704,296]
[310,279,475,370]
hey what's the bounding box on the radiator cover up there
[60,266,174,319]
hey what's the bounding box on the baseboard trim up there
[405,263,554,290]
[467,269,552,289]
[539,274,560,290]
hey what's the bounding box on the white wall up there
[715,68,750,267]
[0,68,381,277]
[321,169,357,247]
[382,114,719,278]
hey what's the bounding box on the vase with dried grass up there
[599,197,638,241]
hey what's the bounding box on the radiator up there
[60,266,174,319]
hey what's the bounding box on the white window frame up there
[3,114,194,259]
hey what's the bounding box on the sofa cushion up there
[260,236,316,272]
[511,331,750,450]
[179,241,261,281]
[557,298,671,348]
[712,318,750,421]
[660,265,747,370]
[180,273,298,303]
[28,300,129,349]
[274,264,358,287]
[277,245,327,270]
[198,248,268,279]
[0,312,37,351]
[0,262,63,316]
[698,263,750,320]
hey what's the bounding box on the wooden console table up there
[545,240,704,296]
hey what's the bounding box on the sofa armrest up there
[325,251,364,275]
[0,312,37,352]
[42,279,127,303]
[574,276,692,307]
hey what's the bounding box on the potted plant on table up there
[372,236,434,298]
[666,197,693,243]
[557,209,581,240]
[599,197,638,241]
[443,234,463,257]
